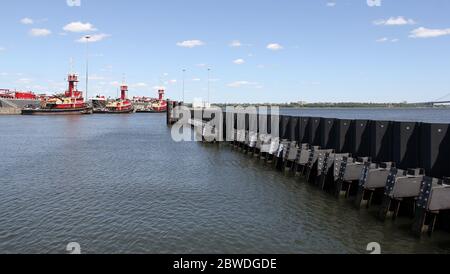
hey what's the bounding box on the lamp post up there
[182,69,186,103]
[85,35,91,102]
[207,68,211,106]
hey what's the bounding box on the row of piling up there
[166,102,450,237]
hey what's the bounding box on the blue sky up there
[0,0,449,103]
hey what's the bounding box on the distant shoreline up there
[202,103,448,109]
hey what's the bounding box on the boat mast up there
[120,74,128,100]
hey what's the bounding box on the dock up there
[166,101,450,237]
[0,108,21,115]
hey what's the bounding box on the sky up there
[0,0,449,103]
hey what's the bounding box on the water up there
[1,109,450,254]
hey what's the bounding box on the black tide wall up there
[190,109,450,179]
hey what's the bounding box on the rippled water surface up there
[1,111,450,254]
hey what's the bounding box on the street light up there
[85,35,91,102]
[207,68,211,106]
[182,69,186,103]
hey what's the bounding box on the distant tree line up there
[208,102,444,108]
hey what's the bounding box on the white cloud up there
[233,59,245,65]
[373,16,416,26]
[376,37,399,43]
[326,2,336,7]
[267,43,283,51]
[367,0,382,7]
[77,33,111,43]
[21,18,34,25]
[110,81,120,87]
[133,82,148,88]
[409,27,450,38]
[0,47,5,51]
[29,28,52,37]
[196,63,208,67]
[229,40,242,47]
[376,37,388,43]
[192,78,201,81]
[169,79,177,84]
[17,78,33,84]
[63,22,97,33]
[176,40,205,48]
[67,0,81,7]
[101,65,113,72]
[89,75,106,81]
[227,81,260,88]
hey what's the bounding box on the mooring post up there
[355,162,394,209]
[378,168,425,221]
[166,100,173,126]
[412,177,450,236]
[318,152,350,191]
[334,157,371,198]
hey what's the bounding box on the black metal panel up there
[280,115,291,140]
[245,113,250,131]
[289,117,300,142]
[298,117,310,144]
[222,111,227,140]
[309,117,321,146]
[370,120,393,162]
[420,123,450,178]
[393,122,420,169]
[335,119,353,153]
[353,120,371,157]
[320,118,336,149]
[267,114,272,135]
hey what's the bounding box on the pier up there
[167,102,450,237]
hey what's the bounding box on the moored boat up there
[134,89,167,113]
[22,74,92,115]
[96,84,134,114]
[1,89,41,109]
[90,95,108,113]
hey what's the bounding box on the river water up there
[1,109,450,254]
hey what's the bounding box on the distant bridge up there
[411,93,450,107]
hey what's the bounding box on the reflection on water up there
[0,110,450,254]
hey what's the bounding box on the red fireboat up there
[134,89,167,113]
[22,74,92,115]
[98,84,134,114]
